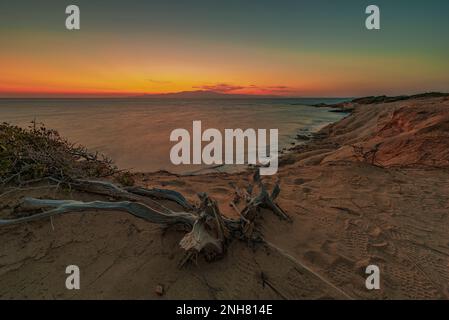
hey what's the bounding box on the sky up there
[0,0,448,98]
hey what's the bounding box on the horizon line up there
[0,90,353,100]
[1,90,446,100]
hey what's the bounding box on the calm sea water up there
[0,98,347,174]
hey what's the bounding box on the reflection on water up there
[0,98,346,173]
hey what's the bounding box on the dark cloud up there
[249,84,294,93]
[193,83,245,92]
[194,83,295,94]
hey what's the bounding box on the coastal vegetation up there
[0,121,117,186]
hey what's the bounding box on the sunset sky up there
[1,0,448,98]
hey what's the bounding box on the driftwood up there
[0,170,290,267]
[2,198,196,226]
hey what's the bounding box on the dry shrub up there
[0,121,118,186]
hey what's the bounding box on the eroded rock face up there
[320,96,449,168]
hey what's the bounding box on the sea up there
[0,98,348,174]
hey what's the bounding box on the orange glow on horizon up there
[1,28,448,98]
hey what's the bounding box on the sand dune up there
[1,95,449,299]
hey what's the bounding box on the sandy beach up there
[1,94,449,299]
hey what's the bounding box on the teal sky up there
[1,0,448,97]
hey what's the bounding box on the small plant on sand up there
[115,171,135,187]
